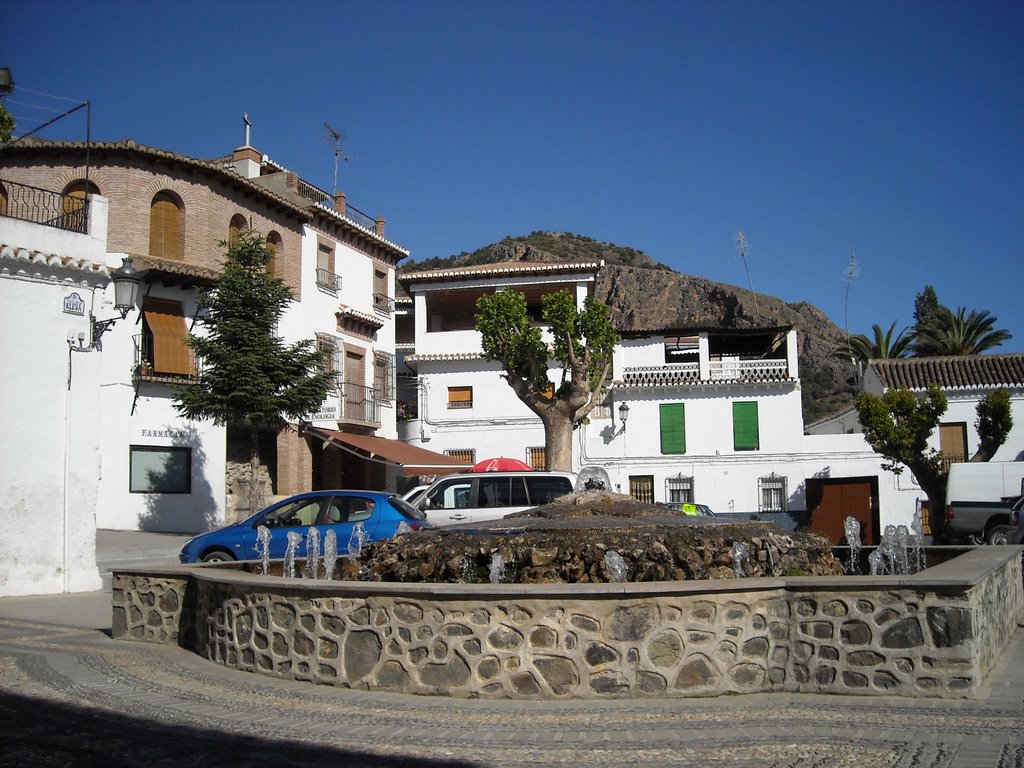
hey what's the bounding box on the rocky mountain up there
[402,232,856,424]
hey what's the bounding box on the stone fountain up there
[110,491,1024,701]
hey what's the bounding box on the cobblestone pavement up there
[1,609,1022,767]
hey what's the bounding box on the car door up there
[250,495,329,560]
[317,493,381,554]
[421,478,476,525]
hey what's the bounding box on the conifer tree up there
[174,231,333,511]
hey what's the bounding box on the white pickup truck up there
[944,461,1024,544]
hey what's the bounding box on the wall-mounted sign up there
[307,404,338,422]
[63,292,86,316]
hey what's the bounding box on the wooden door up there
[806,478,877,544]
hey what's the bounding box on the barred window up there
[629,475,655,504]
[759,473,787,512]
[665,474,693,504]
[316,333,339,377]
[591,393,612,420]
[527,447,546,470]
[374,351,395,402]
[445,448,476,465]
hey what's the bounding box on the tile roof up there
[0,244,109,278]
[869,355,1024,391]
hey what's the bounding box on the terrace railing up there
[0,178,88,234]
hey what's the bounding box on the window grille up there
[527,447,546,469]
[759,473,787,512]
[445,448,476,464]
[374,351,395,402]
[665,474,693,504]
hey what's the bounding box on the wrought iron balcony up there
[315,268,342,294]
[0,177,88,233]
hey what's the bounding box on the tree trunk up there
[543,412,575,472]
[248,428,261,514]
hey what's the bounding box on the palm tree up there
[913,307,1012,356]
[836,322,914,365]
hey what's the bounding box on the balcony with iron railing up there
[372,292,395,315]
[133,334,201,383]
[315,268,342,294]
[0,178,88,233]
[339,380,381,427]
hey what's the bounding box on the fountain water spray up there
[730,541,749,578]
[489,553,507,584]
[894,525,910,576]
[348,521,367,560]
[306,526,320,580]
[323,530,338,581]
[284,531,302,578]
[256,525,271,576]
[911,510,927,571]
[603,550,628,582]
[868,549,883,576]
[844,517,861,574]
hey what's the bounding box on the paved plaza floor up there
[0,533,1022,767]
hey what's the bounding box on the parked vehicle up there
[401,484,432,507]
[1009,496,1024,545]
[944,462,1024,544]
[180,490,429,563]
[664,502,717,517]
[416,471,576,526]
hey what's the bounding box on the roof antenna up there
[843,243,862,390]
[324,123,350,197]
[243,112,252,147]
[735,231,760,322]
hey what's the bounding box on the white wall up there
[0,239,107,595]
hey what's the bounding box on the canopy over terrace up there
[302,426,471,477]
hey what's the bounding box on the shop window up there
[129,445,191,493]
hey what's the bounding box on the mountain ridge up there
[401,232,855,423]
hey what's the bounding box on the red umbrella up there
[470,457,534,472]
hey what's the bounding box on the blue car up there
[179,490,429,564]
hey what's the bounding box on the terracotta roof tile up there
[869,355,1024,391]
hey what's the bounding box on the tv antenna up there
[843,243,861,380]
[735,231,760,321]
[324,123,352,196]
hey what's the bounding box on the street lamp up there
[618,402,630,433]
[91,257,141,348]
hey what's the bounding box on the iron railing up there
[340,381,380,425]
[373,292,396,314]
[0,178,88,233]
[315,268,342,294]
[295,177,378,231]
[132,334,200,381]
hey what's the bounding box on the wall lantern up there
[91,257,141,348]
[618,402,630,432]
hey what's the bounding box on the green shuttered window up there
[733,401,759,450]
[660,403,686,454]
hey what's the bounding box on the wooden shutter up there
[143,298,193,375]
[660,403,686,454]
[448,386,473,408]
[149,193,181,260]
[733,401,760,451]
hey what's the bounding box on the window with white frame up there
[759,473,787,512]
[665,474,693,504]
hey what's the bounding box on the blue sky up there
[5,1,1022,350]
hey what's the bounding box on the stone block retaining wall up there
[111,546,1023,700]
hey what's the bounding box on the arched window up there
[228,214,248,247]
[149,191,183,260]
[266,231,283,277]
[61,180,100,231]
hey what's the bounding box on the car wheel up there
[985,525,1011,546]
[201,550,235,563]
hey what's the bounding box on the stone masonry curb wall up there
[111,546,1024,700]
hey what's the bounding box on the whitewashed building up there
[1,135,452,556]
[0,192,109,595]
[397,259,946,545]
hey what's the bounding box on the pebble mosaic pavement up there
[1,613,1022,767]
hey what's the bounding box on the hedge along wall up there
[111,546,1023,700]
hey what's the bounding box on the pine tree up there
[174,231,333,511]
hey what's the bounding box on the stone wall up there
[111,547,1024,700]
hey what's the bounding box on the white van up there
[945,461,1024,544]
[417,471,576,526]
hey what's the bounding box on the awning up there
[304,427,471,477]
